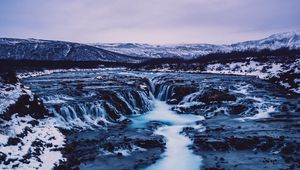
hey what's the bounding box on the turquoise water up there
[131,100,205,170]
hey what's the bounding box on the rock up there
[168,85,198,104]
[5,87,14,91]
[101,91,132,115]
[230,104,248,115]
[134,138,165,149]
[7,137,22,146]
[0,152,7,163]
[29,97,48,119]
[102,102,121,121]
[103,142,114,152]
[1,95,49,120]
[166,99,179,105]
[28,120,39,126]
[31,139,45,147]
[227,137,260,150]
[193,88,236,103]
[194,138,230,151]
[17,126,33,138]
[59,126,166,170]
[0,70,18,84]
[281,145,295,155]
[205,167,225,170]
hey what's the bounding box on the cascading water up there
[23,71,155,129]
[21,70,295,170]
[131,82,206,170]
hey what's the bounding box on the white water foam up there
[131,99,205,170]
[146,125,203,170]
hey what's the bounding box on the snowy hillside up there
[93,43,229,59]
[230,30,300,51]
[0,38,140,63]
[1,31,299,61]
[204,59,300,94]
[94,31,300,59]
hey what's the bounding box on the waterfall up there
[42,83,155,129]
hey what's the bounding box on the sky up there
[0,0,300,44]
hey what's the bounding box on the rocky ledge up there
[56,122,166,170]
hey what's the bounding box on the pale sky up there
[0,0,299,44]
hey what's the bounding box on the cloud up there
[0,0,299,44]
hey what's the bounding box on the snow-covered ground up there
[0,115,65,169]
[0,79,65,169]
[204,59,300,94]
[0,83,32,115]
[17,67,126,79]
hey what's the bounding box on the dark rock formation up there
[57,125,165,170]
[1,95,49,120]
[192,88,236,103]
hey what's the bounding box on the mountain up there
[93,43,228,59]
[230,30,300,51]
[1,31,299,62]
[0,38,140,63]
[93,31,300,59]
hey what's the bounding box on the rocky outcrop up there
[57,126,165,170]
[182,111,300,170]
[1,94,49,120]
[189,88,236,103]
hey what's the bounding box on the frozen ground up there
[0,115,65,169]
[205,59,300,93]
[0,83,32,115]
[0,80,65,169]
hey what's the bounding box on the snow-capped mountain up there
[230,30,300,51]
[93,31,300,59]
[0,38,140,63]
[1,31,299,62]
[93,43,229,59]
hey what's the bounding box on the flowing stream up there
[22,70,299,170]
[131,100,205,170]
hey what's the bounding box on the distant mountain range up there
[0,30,300,62]
[0,38,140,63]
[93,30,300,59]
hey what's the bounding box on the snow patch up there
[0,115,65,169]
[0,83,32,115]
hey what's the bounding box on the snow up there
[294,78,300,83]
[0,134,9,145]
[0,115,65,170]
[93,43,229,59]
[204,59,300,94]
[0,83,32,115]
[0,77,65,169]
[205,61,284,79]
[17,67,126,79]
[280,81,291,88]
[291,87,300,93]
[92,31,300,59]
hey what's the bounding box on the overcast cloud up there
[0,0,299,44]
